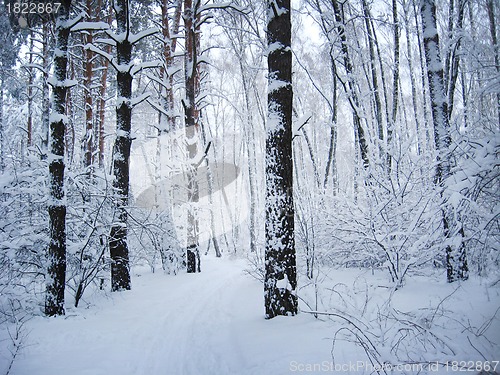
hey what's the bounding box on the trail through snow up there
[7,257,331,375]
[5,256,499,375]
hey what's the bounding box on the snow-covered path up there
[7,256,331,375]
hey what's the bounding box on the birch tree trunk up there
[160,0,182,133]
[109,0,132,291]
[403,0,422,155]
[264,0,297,319]
[361,0,384,161]
[332,0,369,171]
[45,0,72,316]
[184,0,201,273]
[420,0,468,283]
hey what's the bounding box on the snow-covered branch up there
[129,27,160,45]
[129,60,161,76]
[71,21,110,32]
[131,93,151,108]
[85,44,118,71]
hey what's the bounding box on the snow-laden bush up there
[127,204,183,275]
[446,132,500,278]
[0,156,48,317]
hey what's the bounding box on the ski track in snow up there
[6,257,331,375]
[5,257,499,375]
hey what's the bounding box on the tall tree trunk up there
[27,32,34,149]
[41,21,51,159]
[413,0,431,147]
[109,0,132,291]
[96,0,111,168]
[445,0,465,120]
[487,0,500,127]
[332,0,370,170]
[323,51,338,193]
[388,0,400,173]
[45,0,72,316]
[239,60,258,254]
[160,0,181,132]
[361,0,384,161]
[184,0,201,273]
[420,0,468,283]
[65,57,76,166]
[403,0,422,155]
[83,0,94,169]
[264,0,297,319]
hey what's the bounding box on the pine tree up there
[45,0,72,316]
[109,0,133,291]
[264,0,297,319]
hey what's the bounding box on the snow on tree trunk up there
[41,21,51,159]
[332,0,369,171]
[96,0,111,168]
[361,0,383,163]
[160,0,181,133]
[388,0,400,173]
[264,0,298,319]
[45,0,71,316]
[109,0,132,291]
[183,0,201,273]
[420,0,468,282]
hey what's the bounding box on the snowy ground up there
[1,256,499,375]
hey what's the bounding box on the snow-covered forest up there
[0,0,499,373]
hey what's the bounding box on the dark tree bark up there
[45,0,72,317]
[420,0,468,282]
[109,0,132,291]
[264,0,297,319]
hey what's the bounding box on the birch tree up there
[264,0,297,319]
[420,0,468,282]
[183,0,201,273]
[331,0,369,171]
